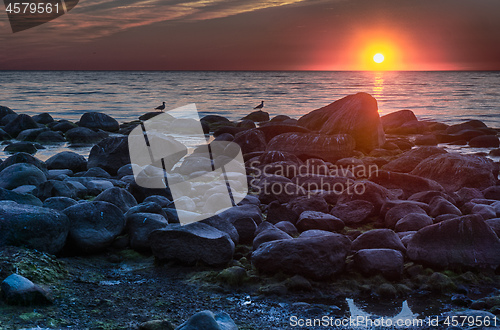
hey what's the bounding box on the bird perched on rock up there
[155,102,166,112]
[254,101,264,110]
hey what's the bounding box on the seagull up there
[254,101,264,110]
[155,102,166,112]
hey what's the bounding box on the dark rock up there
[218,204,263,226]
[252,232,351,280]
[0,152,47,174]
[214,133,234,142]
[143,195,172,207]
[469,135,499,148]
[266,133,355,163]
[385,203,427,229]
[0,163,46,190]
[485,218,500,237]
[330,200,374,226]
[126,213,168,251]
[429,196,462,218]
[415,134,438,146]
[241,110,269,122]
[35,180,80,201]
[256,176,305,204]
[286,196,329,215]
[124,202,167,219]
[253,224,292,250]
[446,120,488,134]
[395,213,433,232]
[274,221,298,236]
[407,214,500,269]
[35,131,65,143]
[351,229,406,253]
[411,153,497,192]
[117,164,134,179]
[371,170,444,199]
[51,120,77,132]
[65,127,104,145]
[233,129,266,154]
[46,151,87,173]
[257,150,303,166]
[354,248,403,280]
[62,201,125,253]
[1,274,52,306]
[434,214,460,223]
[213,126,246,137]
[382,146,447,173]
[4,142,37,154]
[0,202,69,254]
[483,186,500,201]
[177,310,237,330]
[337,181,397,213]
[201,215,239,244]
[200,115,231,124]
[88,137,130,175]
[149,223,235,265]
[0,128,12,140]
[472,204,497,220]
[266,201,299,224]
[237,119,256,129]
[380,110,418,131]
[127,181,172,203]
[296,211,344,232]
[94,187,138,213]
[0,105,15,120]
[17,127,48,141]
[138,320,174,330]
[3,114,38,138]
[82,167,111,178]
[298,92,385,152]
[231,217,257,244]
[1,113,18,126]
[78,112,119,132]
[32,113,54,124]
[257,124,311,143]
[43,196,78,211]
[455,187,484,205]
[408,190,455,205]
[0,187,42,206]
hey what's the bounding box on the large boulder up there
[65,127,104,145]
[3,114,38,138]
[407,215,500,269]
[266,133,355,163]
[233,129,267,154]
[35,180,80,201]
[297,93,385,152]
[380,110,418,132]
[0,105,15,120]
[382,146,447,173]
[87,137,130,175]
[370,170,444,199]
[0,163,46,190]
[46,151,87,173]
[330,200,374,226]
[351,229,406,253]
[353,248,404,280]
[257,124,311,142]
[296,211,344,232]
[32,113,54,124]
[469,135,499,148]
[94,187,138,213]
[0,187,43,206]
[252,233,351,280]
[149,223,235,265]
[62,201,125,253]
[0,202,69,254]
[78,112,119,132]
[1,274,52,306]
[126,213,168,251]
[0,152,47,174]
[411,153,497,192]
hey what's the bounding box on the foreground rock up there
[353,248,404,280]
[78,112,119,132]
[149,223,235,265]
[298,92,385,152]
[407,215,500,269]
[0,163,47,190]
[411,153,497,192]
[62,201,125,253]
[266,133,355,163]
[177,310,237,330]
[46,151,87,173]
[1,274,52,306]
[252,232,351,280]
[0,202,69,254]
[87,137,130,175]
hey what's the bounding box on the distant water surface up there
[1,71,499,127]
[0,71,499,160]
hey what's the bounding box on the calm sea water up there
[0,70,499,160]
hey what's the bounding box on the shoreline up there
[0,93,499,329]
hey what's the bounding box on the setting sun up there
[373,53,384,64]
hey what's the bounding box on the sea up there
[0,70,499,160]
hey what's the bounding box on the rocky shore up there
[0,92,499,329]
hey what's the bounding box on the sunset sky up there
[1,0,500,70]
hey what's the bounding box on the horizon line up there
[1,69,500,73]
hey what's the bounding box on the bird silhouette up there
[254,101,264,110]
[155,102,166,112]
